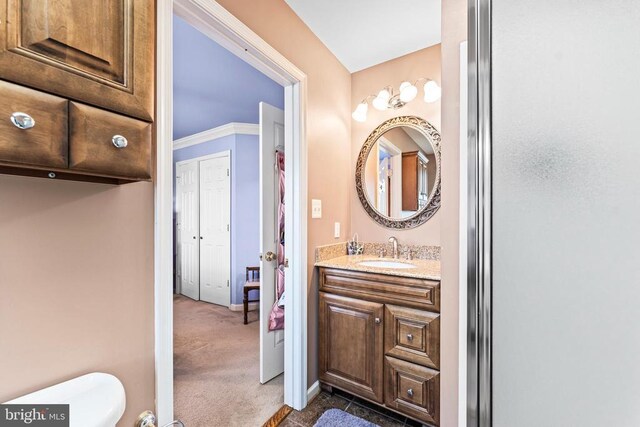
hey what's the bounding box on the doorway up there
[170,12,286,425]
[155,0,310,425]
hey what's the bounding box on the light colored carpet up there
[174,295,284,427]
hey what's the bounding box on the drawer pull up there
[10,112,35,130]
[112,134,128,149]
[375,317,381,324]
[407,388,414,398]
[407,333,413,341]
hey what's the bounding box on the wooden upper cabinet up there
[402,151,429,212]
[0,0,154,121]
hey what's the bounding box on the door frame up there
[155,0,309,424]
[377,136,402,217]
[175,150,231,304]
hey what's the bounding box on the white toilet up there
[5,372,126,427]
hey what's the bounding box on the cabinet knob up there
[407,388,414,398]
[407,333,413,341]
[375,317,381,324]
[10,112,35,130]
[112,134,128,149]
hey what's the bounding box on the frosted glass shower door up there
[491,1,640,426]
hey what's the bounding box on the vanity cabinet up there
[0,0,154,184]
[319,267,440,426]
[402,151,429,211]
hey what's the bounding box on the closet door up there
[199,156,231,306]
[176,161,200,300]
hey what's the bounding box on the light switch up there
[311,199,322,219]
[334,222,341,238]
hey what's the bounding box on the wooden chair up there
[243,266,260,324]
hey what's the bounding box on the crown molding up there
[173,122,260,150]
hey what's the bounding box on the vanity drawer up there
[385,305,440,369]
[385,356,440,426]
[319,268,440,313]
[0,80,68,169]
[69,102,152,180]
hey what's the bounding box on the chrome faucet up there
[388,236,399,259]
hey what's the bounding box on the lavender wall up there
[173,15,285,306]
[174,134,260,306]
[173,15,284,139]
[232,134,261,305]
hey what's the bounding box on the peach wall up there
[0,176,155,426]
[215,0,353,387]
[350,45,442,245]
[440,0,467,425]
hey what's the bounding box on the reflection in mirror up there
[364,126,437,219]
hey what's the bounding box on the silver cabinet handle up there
[407,333,413,341]
[407,388,414,398]
[112,134,128,148]
[375,317,381,324]
[10,112,35,129]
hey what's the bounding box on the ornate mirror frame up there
[355,116,441,229]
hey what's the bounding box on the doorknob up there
[136,410,184,427]
[263,251,276,262]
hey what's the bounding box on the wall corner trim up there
[173,122,260,150]
[307,381,321,402]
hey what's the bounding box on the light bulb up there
[372,89,390,111]
[423,80,442,103]
[352,102,368,122]
[399,81,418,102]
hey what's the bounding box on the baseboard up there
[229,303,259,312]
[307,381,320,403]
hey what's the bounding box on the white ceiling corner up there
[284,0,441,73]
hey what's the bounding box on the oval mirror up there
[355,116,441,229]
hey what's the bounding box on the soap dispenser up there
[347,233,364,255]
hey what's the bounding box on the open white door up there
[176,161,200,301]
[199,156,231,306]
[259,102,285,383]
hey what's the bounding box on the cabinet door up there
[0,80,68,169]
[0,0,154,121]
[69,102,152,180]
[319,292,384,403]
[385,305,440,369]
[402,152,418,211]
[385,356,440,426]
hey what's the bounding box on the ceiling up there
[403,127,434,155]
[284,0,441,73]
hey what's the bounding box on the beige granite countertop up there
[315,255,441,281]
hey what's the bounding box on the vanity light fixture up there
[352,78,441,122]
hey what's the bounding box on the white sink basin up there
[357,260,417,269]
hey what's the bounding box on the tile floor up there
[280,389,427,427]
